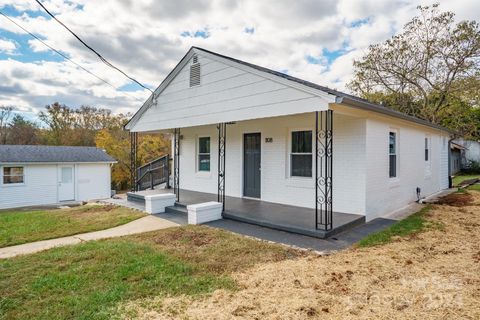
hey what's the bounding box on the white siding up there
[76,164,111,201]
[0,164,58,209]
[0,163,111,210]
[130,54,331,132]
[365,117,449,220]
[178,112,367,215]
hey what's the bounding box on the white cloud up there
[0,38,17,54]
[0,0,478,116]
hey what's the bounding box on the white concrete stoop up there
[187,201,223,224]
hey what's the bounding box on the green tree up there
[0,106,13,144]
[348,4,480,136]
[8,115,39,145]
[95,128,170,191]
[38,102,76,145]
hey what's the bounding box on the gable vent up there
[192,54,198,64]
[190,62,201,87]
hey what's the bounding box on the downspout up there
[448,137,455,188]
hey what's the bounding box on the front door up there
[243,133,261,198]
[58,165,75,201]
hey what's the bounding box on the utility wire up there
[0,11,144,102]
[34,0,154,93]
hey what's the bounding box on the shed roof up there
[0,145,116,164]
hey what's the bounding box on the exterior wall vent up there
[192,54,198,64]
[190,60,201,87]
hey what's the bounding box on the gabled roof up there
[125,47,451,133]
[0,145,116,164]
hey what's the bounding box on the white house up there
[125,47,451,237]
[0,145,115,210]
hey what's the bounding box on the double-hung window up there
[290,130,312,177]
[424,137,429,161]
[198,137,210,171]
[425,136,431,175]
[389,131,397,178]
[3,166,24,184]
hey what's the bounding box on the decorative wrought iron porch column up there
[217,123,226,212]
[315,110,333,231]
[130,132,138,192]
[173,128,180,202]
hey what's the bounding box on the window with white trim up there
[389,131,397,178]
[3,166,24,184]
[198,137,210,171]
[290,130,312,177]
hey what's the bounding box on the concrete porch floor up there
[126,188,365,238]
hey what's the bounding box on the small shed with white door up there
[0,145,115,210]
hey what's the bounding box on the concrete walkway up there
[0,215,179,259]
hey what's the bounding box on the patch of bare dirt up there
[120,192,480,320]
[435,192,474,206]
[152,228,217,247]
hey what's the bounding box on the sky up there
[0,0,479,121]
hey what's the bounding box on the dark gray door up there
[243,133,261,198]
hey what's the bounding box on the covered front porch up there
[127,188,365,238]
[128,108,370,238]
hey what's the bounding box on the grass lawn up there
[0,225,301,320]
[452,174,480,186]
[357,205,436,247]
[468,184,480,191]
[0,204,145,248]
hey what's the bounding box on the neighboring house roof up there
[125,46,451,133]
[451,141,467,150]
[0,145,116,164]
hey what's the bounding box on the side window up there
[389,131,397,178]
[290,130,312,177]
[425,137,429,161]
[3,166,24,184]
[198,137,210,171]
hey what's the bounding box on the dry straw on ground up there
[120,192,480,320]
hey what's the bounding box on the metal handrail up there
[135,154,170,190]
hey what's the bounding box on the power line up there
[34,0,154,93]
[0,11,144,102]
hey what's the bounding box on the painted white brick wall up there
[365,117,449,220]
[178,112,366,215]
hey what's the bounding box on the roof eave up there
[336,96,454,134]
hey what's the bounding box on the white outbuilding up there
[0,145,115,210]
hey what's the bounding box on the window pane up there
[291,154,312,177]
[199,137,210,154]
[198,154,210,171]
[3,167,23,176]
[292,131,312,153]
[389,132,396,154]
[389,154,397,178]
[61,167,72,183]
[3,175,24,184]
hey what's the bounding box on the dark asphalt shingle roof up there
[0,145,116,163]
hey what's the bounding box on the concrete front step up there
[165,204,188,215]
